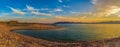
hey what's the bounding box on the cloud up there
[26,5,50,11]
[54,16,93,22]
[55,16,78,20]
[91,0,97,4]
[31,11,51,16]
[40,8,49,10]
[90,0,120,17]
[0,12,11,17]
[26,5,52,16]
[26,5,37,11]
[0,13,10,16]
[106,6,120,16]
[8,5,52,17]
[63,5,70,8]
[54,8,63,12]
[55,16,66,19]
[9,7,25,15]
[31,11,40,15]
[71,11,80,14]
[54,0,120,22]
[64,0,120,22]
[39,13,51,16]
[49,8,63,13]
[58,0,63,3]
[54,16,73,22]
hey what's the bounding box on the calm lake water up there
[13,24,120,42]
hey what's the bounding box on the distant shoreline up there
[54,23,120,24]
[54,21,120,25]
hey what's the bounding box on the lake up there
[13,24,120,42]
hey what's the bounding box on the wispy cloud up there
[71,11,80,14]
[0,13,10,16]
[54,8,63,12]
[55,16,79,20]
[63,0,120,22]
[39,13,52,16]
[26,5,52,16]
[31,11,51,16]
[63,5,69,8]
[58,0,63,3]
[8,5,52,17]
[26,5,37,11]
[40,8,49,10]
[9,7,25,15]
[90,0,120,17]
[0,12,11,17]
[50,0,120,22]
[55,16,66,19]
[31,11,40,15]
[91,0,97,4]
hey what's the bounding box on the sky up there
[0,0,120,23]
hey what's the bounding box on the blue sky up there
[0,0,93,15]
[0,0,95,23]
[1,0,120,23]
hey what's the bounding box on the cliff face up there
[0,23,120,47]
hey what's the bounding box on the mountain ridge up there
[54,21,120,24]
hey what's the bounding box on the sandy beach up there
[0,22,120,47]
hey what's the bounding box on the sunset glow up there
[0,0,120,23]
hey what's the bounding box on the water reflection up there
[13,24,120,42]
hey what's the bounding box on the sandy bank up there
[0,22,120,47]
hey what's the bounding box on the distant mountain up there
[54,22,85,24]
[93,21,120,24]
[54,21,120,24]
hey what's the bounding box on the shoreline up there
[0,22,120,47]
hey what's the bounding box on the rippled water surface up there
[13,24,120,41]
